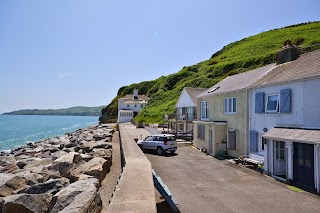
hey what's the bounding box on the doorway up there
[209,129,213,155]
[293,142,315,191]
[273,141,286,180]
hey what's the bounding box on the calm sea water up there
[0,115,99,151]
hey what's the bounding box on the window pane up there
[267,95,279,111]
[228,99,232,113]
[224,99,228,113]
[280,150,285,159]
[233,98,236,113]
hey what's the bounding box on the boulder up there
[0,176,26,197]
[19,178,69,195]
[70,157,109,184]
[51,151,68,161]
[24,159,52,173]
[1,164,19,173]
[48,178,101,213]
[16,158,42,169]
[0,193,52,213]
[49,152,82,176]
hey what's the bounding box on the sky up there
[0,0,319,114]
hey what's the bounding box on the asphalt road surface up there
[145,146,320,213]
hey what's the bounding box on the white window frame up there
[224,97,237,114]
[200,101,209,120]
[266,94,279,113]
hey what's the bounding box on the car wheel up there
[156,147,163,155]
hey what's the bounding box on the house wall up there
[176,89,196,108]
[193,121,210,151]
[303,78,320,127]
[250,81,305,156]
[213,91,248,158]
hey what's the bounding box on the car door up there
[142,136,153,149]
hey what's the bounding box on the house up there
[117,89,150,123]
[249,46,320,193]
[173,87,206,135]
[193,63,274,157]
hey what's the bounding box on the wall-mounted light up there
[263,128,268,132]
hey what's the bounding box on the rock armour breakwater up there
[0,124,115,213]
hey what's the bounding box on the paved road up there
[145,146,320,213]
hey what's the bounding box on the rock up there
[0,193,52,213]
[16,158,42,169]
[80,154,93,162]
[1,164,19,173]
[51,151,68,161]
[24,159,52,173]
[0,156,16,166]
[70,157,109,185]
[65,143,77,149]
[19,178,69,195]
[48,178,101,213]
[0,176,26,197]
[48,152,82,176]
[90,149,112,169]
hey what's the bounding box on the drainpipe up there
[245,88,249,155]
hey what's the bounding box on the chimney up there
[276,40,301,65]
[133,89,138,99]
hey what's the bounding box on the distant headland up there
[2,106,105,116]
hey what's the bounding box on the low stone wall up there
[0,125,114,213]
[108,123,156,213]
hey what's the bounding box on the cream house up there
[117,89,149,123]
[193,64,274,158]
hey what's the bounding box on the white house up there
[117,89,149,123]
[249,46,320,193]
[174,87,206,133]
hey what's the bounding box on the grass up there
[287,185,304,192]
[100,21,320,123]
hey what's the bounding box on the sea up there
[0,115,99,152]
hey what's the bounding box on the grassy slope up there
[101,21,320,123]
[3,106,105,116]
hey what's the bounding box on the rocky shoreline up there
[0,124,115,213]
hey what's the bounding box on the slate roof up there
[252,50,320,88]
[198,63,275,98]
[119,94,150,101]
[263,127,320,144]
[184,87,207,105]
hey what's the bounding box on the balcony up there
[164,112,197,121]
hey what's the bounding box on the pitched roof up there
[198,63,275,98]
[119,94,150,101]
[252,50,320,88]
[184,87,207,105]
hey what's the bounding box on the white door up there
[273,141,286,179]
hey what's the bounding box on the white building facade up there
[117,89,149,123]
[249,48,320,193]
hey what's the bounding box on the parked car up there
[137,134,177,155]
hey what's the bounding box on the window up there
[200,101,209,119]
[224,97,237,114]
[141,104,143,108]
[197,124,205,140]
[134,104,137,108]
[127,104,129,107]
[266,94,279,113]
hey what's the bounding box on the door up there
[209,129,213,154]
[293,142,315,191]
[273,141,286,179]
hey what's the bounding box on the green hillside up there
[100,21,320,123]
[3,106,105,116]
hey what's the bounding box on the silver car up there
[137,134,177,155]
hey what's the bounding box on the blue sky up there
[0,0,319,113]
